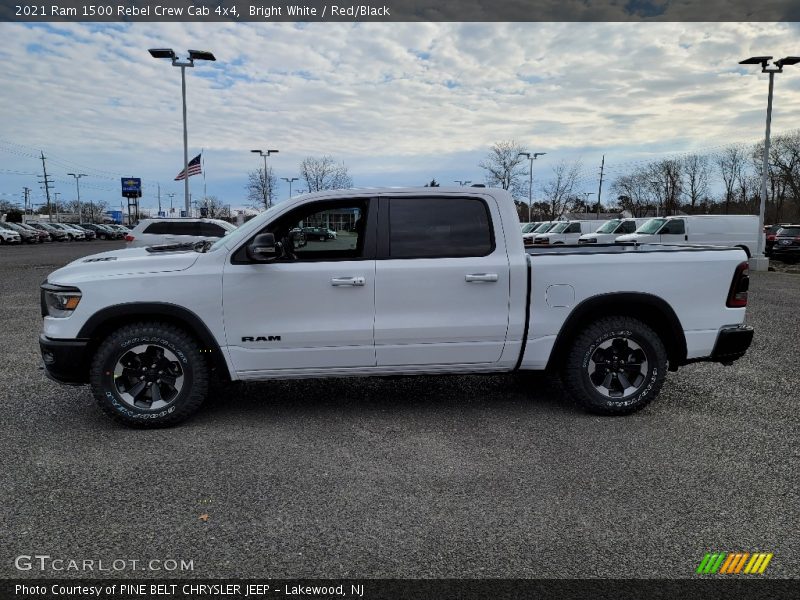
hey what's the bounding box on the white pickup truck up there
[39,187,753,427]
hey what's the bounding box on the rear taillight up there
[726,261,749,308]
[125,234,135,242]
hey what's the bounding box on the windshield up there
[533,222,553,233]
[636,218,666,234]
[596,219,621,234]
[549,222,569,234]
[521,222,538,233]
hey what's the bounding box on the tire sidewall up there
[94,329,198,424]
[567,319,666,413]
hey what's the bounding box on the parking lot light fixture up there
[454,180,472,186]
[67,173,87,223]
[281,177,299,198]
[149,48,216,218]
[252,149,279,208]
[518,152,546,222]
[739,55,799,268]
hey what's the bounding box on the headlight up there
[41,283,82,318]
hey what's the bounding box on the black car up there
[770,225,800,262]
[302,226,330,241]
[81,223,118,240]
[15,222,49,243]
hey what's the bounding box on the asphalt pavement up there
[1,241,797,579]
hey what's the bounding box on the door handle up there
[465,273,498,283]
[331,276,366,287]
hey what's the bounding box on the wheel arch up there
[78,303,231,380]
[545,292,687,372]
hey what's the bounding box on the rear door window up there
[388,197,493,259]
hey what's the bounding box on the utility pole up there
[158,183,162,216]
[596,155,605,217]
[54,192,61,222]
[167,192,176,215]
[23,187,31,215]
[39,151,53,221]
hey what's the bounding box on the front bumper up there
[39,334,90,385]
[709,325,754,364]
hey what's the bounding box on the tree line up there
[478,132,800,223]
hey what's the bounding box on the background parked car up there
[534,220,599,245]
[302,226,333,241]
[106,224,131,238]
[15,222,48,243]
[48,223,85,241]
[770,225,800,262]
[578,218,649,244]
[72,224,97,240]
[765,223,791,256]
[79,223,117,240]
[523,221,555,246]
[125,218,236,248]
[3,222,40,244]
[0,222,22,244]
[28,222,65,241]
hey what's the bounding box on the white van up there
[616,215,760,256]
[578,218,649,244]
[522,221,555,246]
[534,220,601,245]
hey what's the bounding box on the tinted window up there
[389,197,492,258]
[620,220,637,233]
[198,223,226,237]
[567,222,581,233]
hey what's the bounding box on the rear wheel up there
[89,322,209,427]
[561,316,667,415]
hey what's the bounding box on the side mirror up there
[247,233,280,262]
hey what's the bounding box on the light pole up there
[454,180,472,186]
[518,152,546,222]
[149,48,216,218]
[281,177,299,198]
[251,149,279,208]
[67,173,87,223]
[582,192,595,216]
[739,55,799,269]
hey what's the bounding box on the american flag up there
[174,153,202,181]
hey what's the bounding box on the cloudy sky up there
[1,21,799,213]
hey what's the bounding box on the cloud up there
[0,21,798,207]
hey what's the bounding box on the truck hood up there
[615,233,653,242]
[47,246,202,285]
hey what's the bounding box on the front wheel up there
[89,322,209,427]
[561,316,667,415]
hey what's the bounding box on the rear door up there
[374,195,510,366]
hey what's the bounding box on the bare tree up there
[478,140,529,199]
[611,172,652,217]
[716,145,746,214]
[300,156,353,192]
[647,159,682,216]
[681,154,709,212]
[246,166,278,210]
[541,160,582,219]
[200,195,231,218]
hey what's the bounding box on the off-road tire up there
[89,322,209,427]
[561,316,667,415]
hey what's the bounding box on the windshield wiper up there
[145,242,196,253]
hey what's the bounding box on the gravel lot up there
[1,241,797,579]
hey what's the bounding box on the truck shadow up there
[197,372,575,422]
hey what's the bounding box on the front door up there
[223,198,376,374]
[658,218,687,243]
